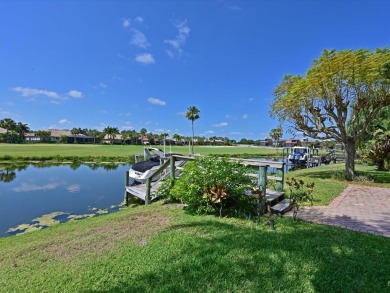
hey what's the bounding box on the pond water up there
[0,163,130,237]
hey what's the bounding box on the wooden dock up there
[124,155,292,214]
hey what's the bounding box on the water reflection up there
[0,169,16,182]
[0,163,130,237]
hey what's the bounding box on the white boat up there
[128,148,183,184]
[128,148,165,184]
[288,147,309,165]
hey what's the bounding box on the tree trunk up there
[344,137,356,180]
[191,121,194,155]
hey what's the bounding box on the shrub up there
[155,177,177,203]
[286,177,315,219]
[170,156,256,217]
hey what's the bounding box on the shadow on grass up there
[95,217,390,292]
[364,169,390,184]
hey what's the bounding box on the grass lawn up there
[0,143,278,160]
[0,203,389,292]
[285,163,390,205]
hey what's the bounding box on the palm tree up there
[103,126,119,144]
[0,118,16,133]
[88,129,101,144]
[15,122,30,141]
[270,126,283,156]
[185,106,200,154]
[121,130,129,145]
[34,130,51,142]
[71,127,82,143]
[139,128,148,144]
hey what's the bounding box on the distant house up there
[259,138,269,146]
[139,135,150,145]
[285,138,300,147]
[300,138,311,147]
[0,127,6,134]
[103,134,122,144]
[25,129,94,143]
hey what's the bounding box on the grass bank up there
[0,203,389,292]
[0,144,278,162]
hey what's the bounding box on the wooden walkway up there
[126,181,163,201]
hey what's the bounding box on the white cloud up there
[58,119,71,125]
[135,53,155,64]
[130,29,150,49]
[123,16,143,28]
[134,16,144,24]
[67,90,83,98]
[13,87,83,101]
[122,122,134,130]
[225,114,236,119]
[147,97,166,106]
[0,108,13,116]
[212,122,228,127]
[228,5,242,11]
[5,101,14,106]
[154,128,171,134]
[230,132,244,135]
[13,87,61,99]
[242,114,249,119]
[205,130,214,134]
[123,18,131,28]
[99,83,107,88]
[164,20,190,58]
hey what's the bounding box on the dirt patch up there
[45,211,171,260]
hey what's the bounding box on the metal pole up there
[125,171,129,206]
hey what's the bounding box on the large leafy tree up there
[270,49,390,180]
[185,106,200,154]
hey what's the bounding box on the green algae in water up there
[33,212,67,226]
[67,214,95,220]
[96,209,109,215]
[7,223,42,234]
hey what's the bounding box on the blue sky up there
[1,0,389,140]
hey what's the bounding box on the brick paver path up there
[289,185,390,237]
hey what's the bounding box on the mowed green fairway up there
[0,143,278,158]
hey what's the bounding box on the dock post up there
[258,165,268,215]
[170,156,175,179]
[258,165,268,196]
[145,178,151,205]
[125,171,129,206]
[275,164,284,191]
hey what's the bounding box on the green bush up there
[170,156,256,217]
[155,177,176,202]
